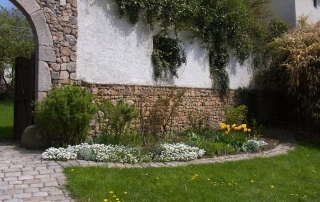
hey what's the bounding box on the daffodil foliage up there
[113,0,272,95]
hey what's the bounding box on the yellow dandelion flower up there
[145,173,148,176]
[207,178,211,181]
[303,195,307,198]
[270,185,274,189]
[109,191,114,194]
[104,199,108,202]
[250,180,254,183]
[156,177,159,180]
[71,169,74,172]
[116,198,120,201]
[123,191,127,194]
[113,195,117,198]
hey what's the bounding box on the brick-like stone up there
[0,194,12,201]
[33,192,48,197]
[18,175,34,181]
[24,188,40,193]
[39,169,55,175]
[5,172,21,177]
[44,181,59,187]
[29,183,44,188]
[13,193,32,199]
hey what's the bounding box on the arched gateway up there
[9,0,78,100]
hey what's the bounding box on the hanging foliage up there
[113,0,273,95]
[152,35,186,81]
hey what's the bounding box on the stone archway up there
[10,0,55,100]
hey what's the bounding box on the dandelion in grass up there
[145,173,148,176]
[71,169,74,172]
[207,178,211,181]
[303,195,307,198]
[156,177,159,180]
[116,198,120,201]
[109,191,114,194]
[251,180,254,183]
[113,195,117,198]
[270,185,275,189]
[104,199,108,202]
[123,191,127,194]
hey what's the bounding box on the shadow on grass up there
[0,126,14,140]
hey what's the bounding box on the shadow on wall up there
[227,55,253,77]
[93,0,152,47]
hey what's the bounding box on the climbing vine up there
[152,34,186,81]
[113,0,273,95]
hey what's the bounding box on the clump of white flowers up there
[152,143,205,162]
[42,143,205,163]
[246,139,268,152]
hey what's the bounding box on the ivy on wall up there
[152,34,186,81]
[113,0,276,95]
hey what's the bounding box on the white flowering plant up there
[42,143,205,163]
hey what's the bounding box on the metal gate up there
[14,56,35,140]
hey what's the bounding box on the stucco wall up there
[268,0,297,28]
[295,0,320,24]
[77,0,252,89]
[269,0,320,28]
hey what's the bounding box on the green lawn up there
[0,98,14,140]
[64,141,320,202]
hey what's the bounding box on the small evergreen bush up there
[224,105,248,125]
[99,99,139,145]
[33,85,97,147]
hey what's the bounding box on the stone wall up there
[84,83,235,135]
[35,0,78,84]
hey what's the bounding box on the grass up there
[0,98,14,140]
[64,140,320,202]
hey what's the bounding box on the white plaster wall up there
[268,0,297,28]
[295,0,320,24]
[269,0,320,28]
[77,0,252,89]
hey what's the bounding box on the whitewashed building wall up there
[76,0,253,89]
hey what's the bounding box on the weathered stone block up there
[21,125,50,149]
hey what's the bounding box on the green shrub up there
[224,105,248,125]
[198,141,234,156]
[33,85,97,147]
[99,99,139,145]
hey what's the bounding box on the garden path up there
[0,141,294,201]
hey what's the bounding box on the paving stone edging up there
[0,142,294,201]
